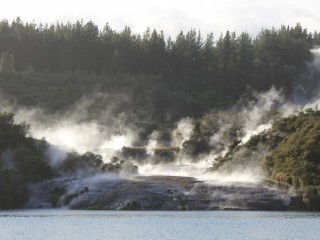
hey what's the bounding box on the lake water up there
[0,210,320,240]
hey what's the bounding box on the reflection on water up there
[0,210,320,240]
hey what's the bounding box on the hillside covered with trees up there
[0,18,320,125]
[206,110,320,210]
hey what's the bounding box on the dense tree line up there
[0,18,320,129]
[0,18,318,100]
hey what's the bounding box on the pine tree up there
[0,52,15,72]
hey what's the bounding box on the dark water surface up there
[0,210,319,240]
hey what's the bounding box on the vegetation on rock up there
[263,110,320,210]
[0,112,52,209]
[210,110,320,210]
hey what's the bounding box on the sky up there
[1,0,320,38]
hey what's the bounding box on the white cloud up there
[1,0,320,38]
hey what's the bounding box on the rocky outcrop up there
[26,175,301,210]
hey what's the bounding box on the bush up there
[59,151,103,175]
[0,171,29,209]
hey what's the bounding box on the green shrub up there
[0,171,28,209]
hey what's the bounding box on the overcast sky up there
[1,0,320,37]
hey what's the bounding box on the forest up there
[0,18,320,125]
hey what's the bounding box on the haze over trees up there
[0,18,319,124]
[0,112,104,209]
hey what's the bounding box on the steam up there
[11,94,138,161]
[310,48,320,71]
[1,48,320,187]
[0,150,14,170]
[171,118,194,147]
[44,145,66,168]
[240,87,284,144]
[202,169,263,183]
[145,131,160,156]
[136,47,320,182]
[0,92,139,176]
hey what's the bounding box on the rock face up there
[26,174,301,210]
